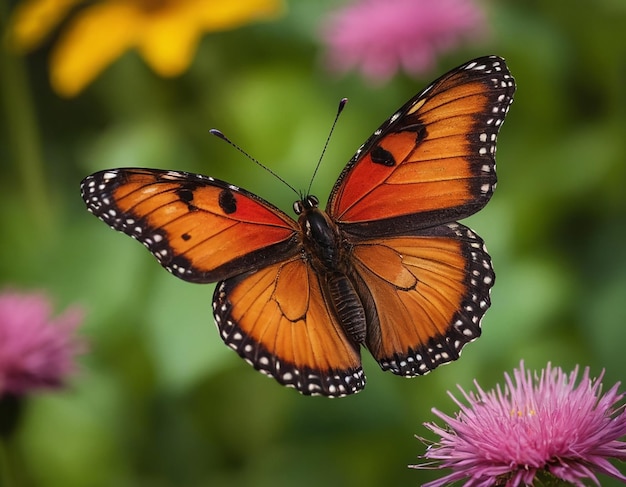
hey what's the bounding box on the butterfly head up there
[293,195,320,215]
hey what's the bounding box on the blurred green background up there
[2,0,626,486]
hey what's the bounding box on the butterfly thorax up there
[294,195,367,344]
[294,195,344,271]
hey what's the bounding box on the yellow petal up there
[193,0,285,31]
[136,8,202,77]
[6,0,84,52]
[136,0,283,76]
[49,2,139,97]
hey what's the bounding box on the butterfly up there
[81,55,515,397]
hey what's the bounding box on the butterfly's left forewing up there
[81,168,300,283]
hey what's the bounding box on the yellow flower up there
[6,0,284,97]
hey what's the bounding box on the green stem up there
[0,438,15,487]
[1,0,55,236]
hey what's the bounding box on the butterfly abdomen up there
[327,272,366,344]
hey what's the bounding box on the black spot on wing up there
[176,187,194,203]
[176,185,199,211]
[218,189,237,214]
[371,145,396,166]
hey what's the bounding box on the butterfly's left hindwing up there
[328,56,515,236]
[214,258,365,397]
[81,168,300,283]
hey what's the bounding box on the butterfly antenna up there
[209,129,300,197]
[307,98,348,196]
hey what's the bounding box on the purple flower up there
[320,0,487,84]
[413,361,626,487]
[0,290,85,396]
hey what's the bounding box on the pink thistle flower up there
[413,361,626,487]
[320,0,487,84]
[0,290,86,396]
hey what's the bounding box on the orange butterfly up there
[81,56,515,397]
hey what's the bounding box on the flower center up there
[510,407,536,418]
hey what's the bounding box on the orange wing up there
[213,257,365,397]
[349,223,494,375]
[328,56,515,236]
[81,168,300,283]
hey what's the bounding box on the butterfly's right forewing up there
[81,168,300,283]
[328,56,515,236]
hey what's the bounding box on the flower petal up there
[320,0,486,84]
[414,361,626,486]
[0,290,85,396]
[193,0,284,31]
[136,0,283,77]
[49,2,140,97]
[6,0,84,52]
[136,8,203,77]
